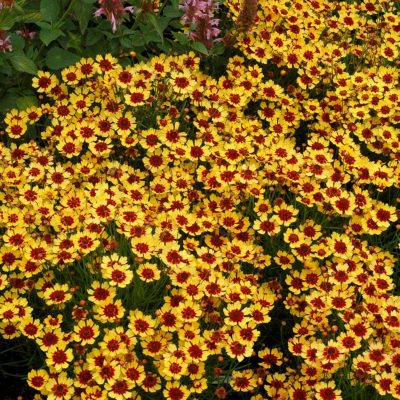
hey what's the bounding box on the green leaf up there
[147,13,164,45]
[66,32,82,51]
[173,31,189,45]
[212,41,225,55]
[35,21,51,29]
[40,0,60,21]
[73,2,93,34]
[0,8,19,29]
[163,5,183,18]
[10,33,25,50]
[0,91,19,113]
[191,41,209,55]
[40,28,64,46]
[86,28,103,46]
[130,31,146,47]
[121,36,133,50]
[143,30,162,44]
[46,47,80,69]
[16,96,38,110]
[20,11,42,24]
[9,50,38,75]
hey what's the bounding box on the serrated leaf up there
[191,41,209,55]
[147,13,164,45]
[40,28,64,46]
[16,96,38,110]
[46,47,80,69]
[9,50,38,75]
[40,0,60,21]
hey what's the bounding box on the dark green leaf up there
[9,50,38,75]
[10,33,25,50]
[16,96,38,110]
[191,41,209,55]
[212,41,226,55]
[20,11,42,24]
[0,8,20,29]
[40,28,64,46]
[143,30,162,44]
[73,2,93,34]
[66,32,82,51]
[147,13,164,44]
[46,47,80,69]
[130,31,146,47]
[163,6,183,18]
[121,36,133,50]
[0,92,19,113]
[173,31,189,45]
[86,28,103,46]
[157,41,172,53]
[40,0,60,21]
[35,21,51,29]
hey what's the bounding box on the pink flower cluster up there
[179,0,221,48]
[95,0,134,33]
[0,29,12,53]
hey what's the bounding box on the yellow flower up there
[45,372,75,400]
[73,319,100,345]
[27,369,49,393]
[46,347,74,372]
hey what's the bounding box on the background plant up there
[0,0,230,115]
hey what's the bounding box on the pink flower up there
[0,29,12,53]
[0,0,15,9]
[179,0,221,49]
[95,0,135,33]
[16,27,37,43]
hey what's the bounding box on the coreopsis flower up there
[27,369,49,392]
[137,262,161,282]
[314,381,342,400]
[73,319,100,345]
[231,369,257,392]
[95,0,134,33]
[45,372,74,400]
[163,382,190,400]
[46,347,74,372]
[129,309,156,337]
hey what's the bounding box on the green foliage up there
[0,0,225,114]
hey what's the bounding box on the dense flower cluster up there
[1,0,400,399]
